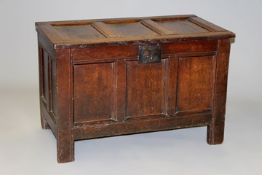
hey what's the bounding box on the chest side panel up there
[38,46,57,123]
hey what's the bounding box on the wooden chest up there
[35,15,235,163]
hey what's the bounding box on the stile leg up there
[207,39,230,145]
[207,121,225,144]
[57,131,74,163]
[55,48,74,163]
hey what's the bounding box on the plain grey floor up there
[0,87,261,175]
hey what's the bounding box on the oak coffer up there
[35,15,235,163]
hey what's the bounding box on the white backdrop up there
[0,0,262,98]
[0,0,261,175]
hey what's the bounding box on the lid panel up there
[153,19,209,34]
[93,21,159,38]
[53,24,105,40]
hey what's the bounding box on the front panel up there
[73,62,116,124]
[71,41,217,125]
[125,60,164,118]
[176,54,215,114]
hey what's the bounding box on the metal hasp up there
[139,44,161,64]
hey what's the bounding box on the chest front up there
[71,40,218,126]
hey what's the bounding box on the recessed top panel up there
[153,19,208,34]
[53,24,105,40]
[98,21,159,37]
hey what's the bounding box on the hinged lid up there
[35,15,235,48]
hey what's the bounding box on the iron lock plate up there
[139,44,161,64]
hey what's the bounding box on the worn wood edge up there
[36,23,66,45]
[73,113,211,140]
[53,32,235,49]
[37,32,56,57]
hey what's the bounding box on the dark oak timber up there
[36,15,235,163]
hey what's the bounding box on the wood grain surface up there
[36,15,235,163]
